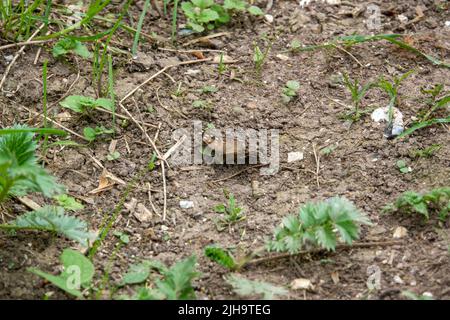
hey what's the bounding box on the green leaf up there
[396,117,450,139]
[226,274,288,300]
[204,245,236,270]
[12,206,96,246]
[315,224,337,251]
[28,248,94,298]
[122,262,151,285]
[192,0,214,9]
[60,95,95,113]
[396,160,406,168]
[72,41,92,59]
[114,231,130,244]
[154,255,199,300]
[214,204,226,213]
[198,8,219,23]
[94,98,114,111]
[223,0,246,11]
[286,80,300,91]
[0,126,64,201]
[83,127,96,142]
[248,5,264,16]
[54,194,84,211]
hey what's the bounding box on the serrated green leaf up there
[122,262,151,285]
[28,248,94,298]
[315,225,336,251]
[204,245,236,269]
[226,274,288,300]
[13,206,96,246]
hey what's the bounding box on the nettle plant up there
[384,187,450,222]
[0,127,95,247]
[266,197,372,253]
[181,0,263,33]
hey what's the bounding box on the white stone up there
[287,151,304,163]
[180,200,194,209]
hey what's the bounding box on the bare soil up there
[0,0,449,299]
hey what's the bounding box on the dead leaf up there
[393,226,408,239]
[88,169,116,194]
[108,139,118,154]
[191,51,205,59]
[291,278,314,290]
[331,271,340,284]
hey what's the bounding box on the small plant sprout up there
[410,144,441,159]
[214,191,245,230]
[267,197,371,253]
[59,95,114,115]
[281,80,300,104]
[396,160,411,174]
[376,71,413,137]
[383,187,450,221]
[106,151,121,161]
[54,194,84,211]
[83,126,114,142]
[341,73,375,121]
[217,52,227,76]
[253,41,271,75]
[53,38,92,59]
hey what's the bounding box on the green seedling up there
[383,187,450,221]
[53,38,92,59]
[341,73,375,121]
[253,41,271,75]
[396,160,411,174]
[320,145,337,156]
[410,144,441,159]
[288,39,302,52]
[83,126,114,142]
[217,52,227,76]
[54,194,84,211]
[214,191,245,229]
[281,80,300,104]
[113,231,130,245]
[201,85,219,94]
[192,99,213,110]
[106,151,120,161]
[267,197,371,253]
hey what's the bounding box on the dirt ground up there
[0,0,449,299]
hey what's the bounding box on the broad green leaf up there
[315,225,336,251]
[198,8,219,23]
[59,95,95,113]
[83,127,96,142]
[95,98,114,111]
[248,5,264,16]
[223,0,246,11]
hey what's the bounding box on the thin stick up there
[333,44,364,68]
[20,105,87,140]
[0,24,45,90]
[312,143,320,188]
[0,39,53,51]
[245,240,404,267]
[182,32,231,47]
